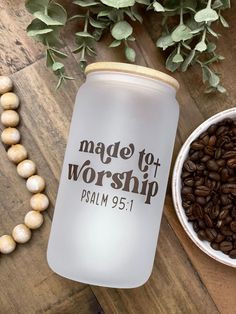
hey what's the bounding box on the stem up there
[84,11,89,32]
[179,6,184,25]
[207,0,212,8]
[177,43,181,54]
[202,28,206,42]
[180,1,183,25]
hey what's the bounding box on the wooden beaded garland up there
[1,109,20,127]
[0,76,50,255]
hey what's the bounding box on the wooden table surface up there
[0,1,236,313]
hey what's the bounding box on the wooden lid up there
[85,62,179,91]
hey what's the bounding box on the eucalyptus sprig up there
[25,0,231,92]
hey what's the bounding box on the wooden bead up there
[24,211,44,229]
[17,159,36,178]
[0,235,16,254]
[26,175,45,193]
[1,110,20,127]
[0,92,19,110]
[12,224,31,244]
[0,76,13,94]
[30,193,49,211]
[7,144,27,164]
[1,127,20,145]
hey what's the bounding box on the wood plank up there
[0,56,103,314]
[143,7,236,314]
[0,1,235,313]
[0,1,44,75]
[92,216,218,314]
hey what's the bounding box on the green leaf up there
[25,0,49,14]
[27,19,53,37]
[130,6,143,23]
[73,0,100,6]
[89,17,106,29]
[97,10,111,18]
[166,49,181,72]
[181,49,195,72]
[217,85,226,93]
[33,11,64,26]
[219,14,229,27]
[182,0,197,10]
[171,24,193,42]
[46,50,54,67]
[212,0,223,9]
[207,26,219,38]
[56,76,64,90]
[52,62,64,71]
[156,34,174,50]
[136,0,150,4]
[44,30,64,47]
[76,31,95,39]
[101,0,135,8]
[68,14,85,21]
[50,48,68,58]
[172,53,184,63]
[153,1,165,12]
[48,3,67,25]
[194,8,218,23]
[109,40,122,47]
[63,76,75,80]
[195,41,207,52]
[204,67,220,87]
[125,47,136,62]
[207,42,216,52]
[111,21,133,40]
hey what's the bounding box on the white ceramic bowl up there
[172,107,236,267]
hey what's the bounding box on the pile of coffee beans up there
[181,117,236,258]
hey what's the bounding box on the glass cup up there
[47,62,179,288]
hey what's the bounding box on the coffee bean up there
[209,171,221,181]
[221,168,229,182]
[198,220,206,229]
[220,241,233,252]
[221,226,233,236]
[209,205,219,219]
[181,186,193,195]
[215,233,225,243]
[232,209,236,219]
[184,178,195,187]
[221,184,236,194]
[222,151,236,159]
[207,124,217,135]
[195,185,211,197]
[204,214,213,227]
[219,209,229,220]
[205,145,215,156]
[184,160,197,172]
[229,249,236,259]
[230,221,236,232]
[211,242,220,250]
[191,141,204,150]
[205,228,217,241]
[227,158,236,168]
[193,221,199,233]
[208,135,217,146]
[206,159,219,171]
[196,196,206,205]
[197,230,207,241]
[181,118,236,258]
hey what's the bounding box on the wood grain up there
[0,1,235,313]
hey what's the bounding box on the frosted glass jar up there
[47,62,179,288]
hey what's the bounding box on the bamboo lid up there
[85,62,179,91]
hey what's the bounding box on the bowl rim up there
[172,107,236,267]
